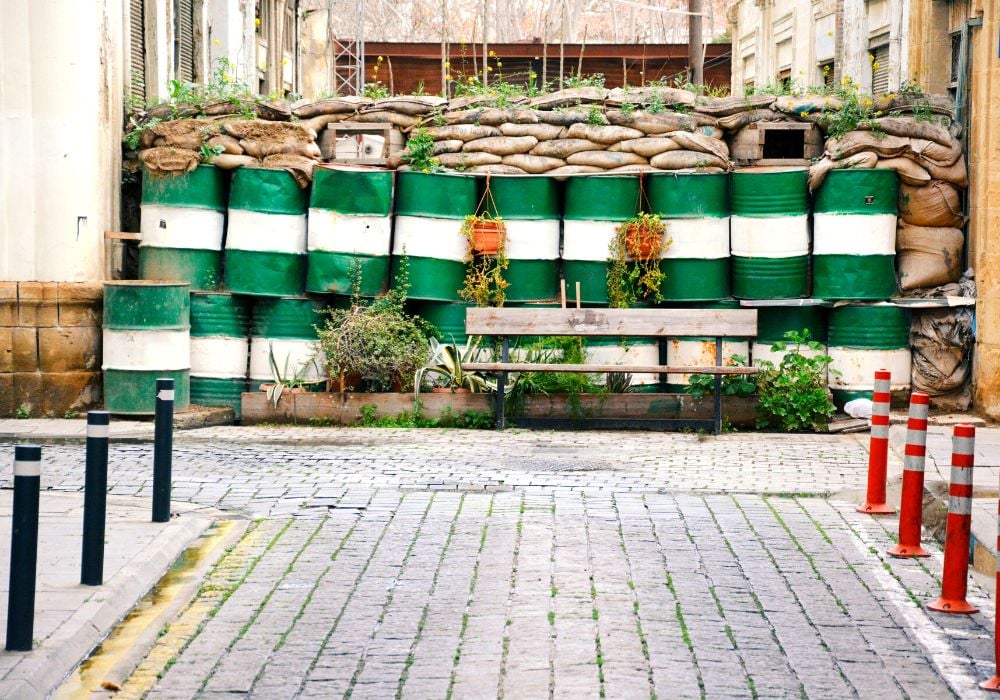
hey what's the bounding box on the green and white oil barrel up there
[393,172,478,301]
[586,336,662,391]
[730,168,810,299]
[307,165,394,297]
[647,172,730,301]
[827,304,911,405]
[563,175,639,304]
[139,165,227,290]
[225,168,309,297]
[103,281,190,414]
[248,296,326,391]
[407,300,474,346]
[751,304,829,378]
[484,176,561,302]
[664,301,749,391]
[813,169,898,300]
[190,292,251,417]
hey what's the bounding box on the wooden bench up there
[464,307,759,434]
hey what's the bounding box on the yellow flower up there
[445,74,452,81]
[799,111,809,117]
[824,97,830,104]
[254,17,261,27]
[444,61,450,68]
[486,66,493,72]
[496,61,502,67]
[213,39,221,46]
[223,73,231,81]
[281,58,288,65]
[872,61,880,70]
[488,50,496,58]
[530,72,537,79]
[869,54,875,62]
[468,76,475,83]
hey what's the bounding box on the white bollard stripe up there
[157,389,176,401]
[140,205,226,250]
[730,215,809,258]
[87,425,111,439]
[226,210,307,253]
[812,214,897,255]
[660,218,730,260]
[903,455,925,472]
[953,436,975,456]
[306,210,392,256]
[13,460,41,477]
[873,378,892,394]
[948,495,972,516]
[392,215,467,261]
[871,424,890,440]
[872,401,891,417]
[909,402,930,420]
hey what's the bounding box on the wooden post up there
[688,0,703,85]
[560,279,567,309]
[575,282,581,309]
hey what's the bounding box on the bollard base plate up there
[886,544,931,558]
[981,677,1000,693]
[857,502,897,515]
[927,597,978,614]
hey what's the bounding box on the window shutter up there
[129,0,146,103]
[175,0,196,83]
[871,44,889,95]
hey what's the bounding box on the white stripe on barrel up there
[392,216,466,261]
[562,220,618,262]
[140,205,226,250]
[102,330,191,371]
[226,210,307,253]
[307,210,391,256]
[827,348,911,392]
[248,338,324,382]
[730,215,809,258]
[191,337,250,379]
[505,220,561,260]
[660,218,730,260]
[812,214,896,255]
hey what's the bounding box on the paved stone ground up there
[13,427,997,698]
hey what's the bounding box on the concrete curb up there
[0,505,220,699]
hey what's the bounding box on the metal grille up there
[129,0,146,103]
[871,43,889,95]
[175,0,196,83]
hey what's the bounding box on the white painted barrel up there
[828,304,911,406]
[248,296,327,391]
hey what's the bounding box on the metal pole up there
[688,0,703,85]
[7,445,41,651]
[82,411,110,585]
[152,378,175,523]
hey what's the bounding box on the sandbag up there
[607,86,697,107]
[694,94,776,117]
[372,96,447,116]
[292,97,366,118]
[910,307,973,396]
[665,131,729,160]
[211,153,258,170]
[448,94,525,111]
[427,124,502,141]
[618,137,679,158]
[650,150,728,170]
[718,109,781,131]
[896,223,964,291]
[224,120,316,142]
[501,154,566,174]
[606,110,696,134]
[530,139,604,159]
[206,134,244,155]
[386,149,408,169]
[499,123,564,140]
[140,147,200,175]
[898,181,965,228]
[606,164,662,174]
[877,93,955,119]
[536,110,590,126]
[774,94,844,114]
[826,131,911,160]
[566,151,647,168]
[904,137,961,167]
[302,113,347,135]
[350,110,420,129]
[260,155,316,187]
[475,108,522,126]
[529,87,608,109]
[151,119,221,149]
[463,135,538,156]
[546,165,605,176]
[443,109,487,125]
[876,157,932,186]
[566,123,644,144]
[254,101,292,121]
[868,117,955,147]
[695,125,725,140]
[437,152,502,168]
[927,154,968,188]
[808,152,880,191]
[201,100,247,117]
[240,138,321,159]
[431,139,464,155]
[471,164,527,175]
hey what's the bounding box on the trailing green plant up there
[414,336,496,395]
[317,257,432,393]
[607,213,669,308]
[564,73,605,89]
[754,330,836,432]
[586,106,606,125]
[124,116,162,150]
[459,214,509,307]
[685,355,757,399]
[265,342,324,407]
[403,128,442,173]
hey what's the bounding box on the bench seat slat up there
[465,307,757,337]
[464,362,759,374]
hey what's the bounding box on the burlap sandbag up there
[260,156,317,187]
[350,110,420,129]
[471,164,527,175]
[536,110,590,126]
[906,137,962,167]
[443,109,487,125]
[499,123,564,140]
[826,132,911,160]
[437,152,502,168]
[140,147,200,175]
[695,125,725,140]
[240,139,321,159]
[565,123,643,145]
[201,100,247,117]
[606,110,696,134]
[372,96,447,116]
[224,120,316,142]
[292,97,366,118]
[896,223,964,291]
[151,119,219,150]
[546,165,605,175]
[212,153,258,170]
[427,124,501,142]
[618,137,679,157]
[606,86,697,107]
[254,101,292,121]
[807,152,879,192]
[606,164,662,174]
[386,149,408,169]
[530,139,604,159]
[927,154,968,188]
[866,117,955,147]
[206,134,244,155]
[665,131,729,161]
[448,94,526,111]
[876,157,932,186]
[476,109,523,127]
[566,151,647,168]
[910,308,973,397]
[877,93,955,119]
[432,139,464,155]
[650,150,727,170]
[528,87,608,109]
[774,95,844,114]
[463,135,538,156]
[693,93,776,117]
[898,181,965,228]
[501,154,566,174]
[718,109,781,131]
[302,113,347,135]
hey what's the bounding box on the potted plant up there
[464,212,505,256]
[607,212,669,308]
[262,342,325,408]
[460,213,510,307]
[414,336,496,395]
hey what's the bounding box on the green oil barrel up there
[190,292,251,417]
[828,304,911,405]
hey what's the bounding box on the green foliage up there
[15,403,30,419]
[124,116,162,150]
[317,257,431,393]
[404,128,442,173]
[586,106,606,126]
[643,93,666,114]
[357,402,492,429]
[265,341,324,407]
[363,81,390,99]
[459,215,509,307]
[564,73,605,89]
[755,330,835,432]
[607,213,669,308]
[618,101,635,118]
[505,337,606,422]
[685,355,757,399]
[414,336,496,394]
[199,143,225,163]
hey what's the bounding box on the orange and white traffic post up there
[928,423,978,614]
[887,391,931,558]
[979,495,1000,691]
[858,369,896,515]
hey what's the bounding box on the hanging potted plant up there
[607,212,669,308]
[459,176,509,306]
[465,212,505,256]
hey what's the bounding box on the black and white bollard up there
[81,411,110,585]
[7,445,41,651]
[152,378,174,523]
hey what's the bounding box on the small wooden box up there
[730,121,824,167]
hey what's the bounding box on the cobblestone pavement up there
[20,428,998,698]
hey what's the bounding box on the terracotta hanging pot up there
[624,222,662,261]
[469,218,505,256]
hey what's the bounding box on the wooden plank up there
[465,307,758,337]
[104,231,142,241]
[463,363,758,374]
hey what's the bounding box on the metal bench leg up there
[713,336,722,436]
[495,336,509,430]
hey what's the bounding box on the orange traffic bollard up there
[858,369,896,514]
[928,424,978,614]
[888,391,931,558]
[979,497,1000,691]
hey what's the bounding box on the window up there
[777,69,792,92]
[870,43,889,95]
[819,61,834,87]
[129,0,146,104]
[174,0,196,83]
[949,32,961,101]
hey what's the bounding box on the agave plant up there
[414,336,495,395]
[266,342,324,407]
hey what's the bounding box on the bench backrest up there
[465,307,758,337]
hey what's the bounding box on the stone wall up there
[0,282,103,417]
